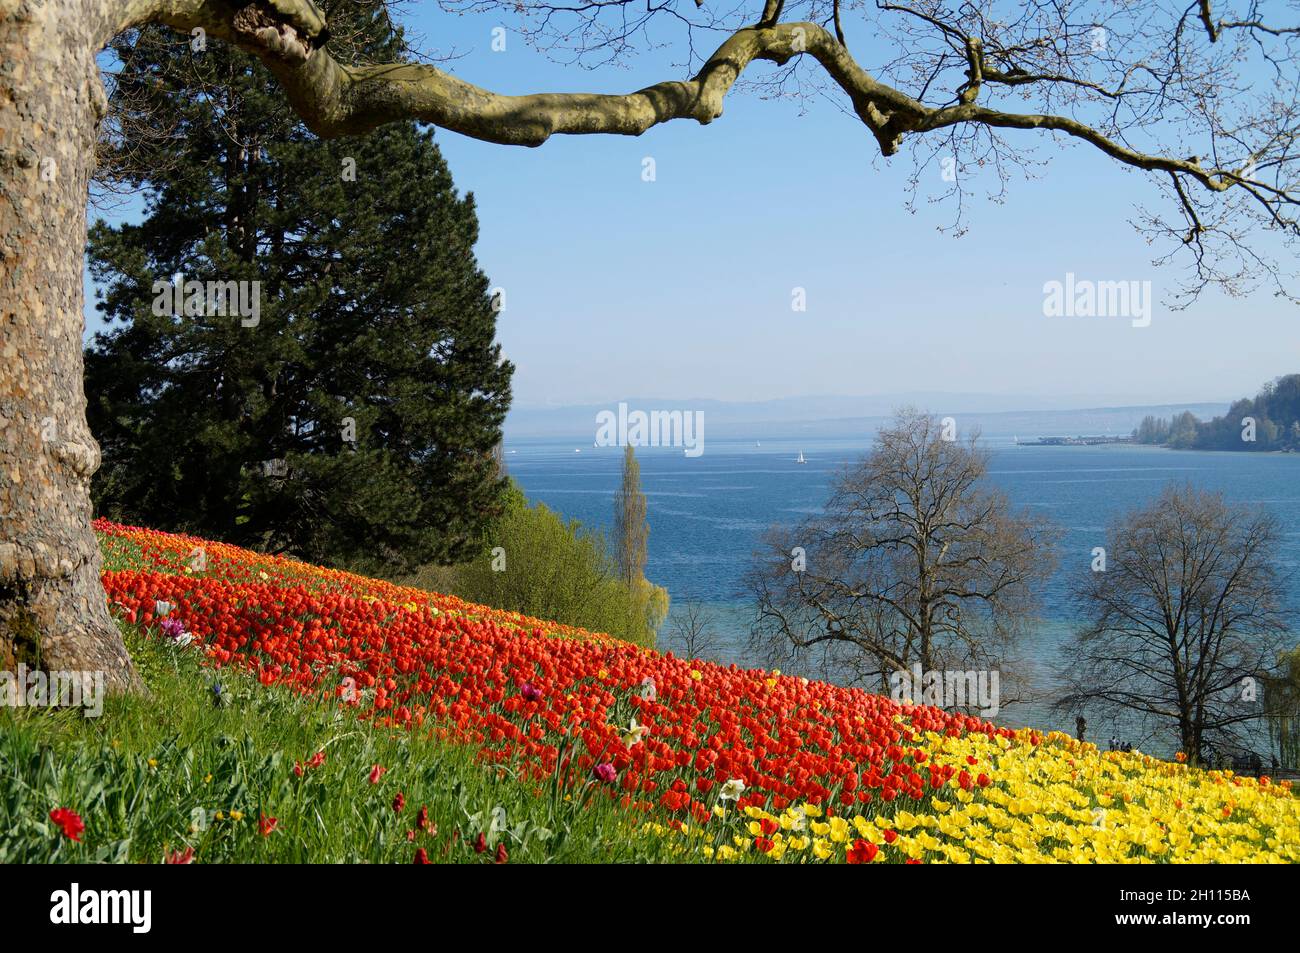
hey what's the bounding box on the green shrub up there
[405,484,665,648]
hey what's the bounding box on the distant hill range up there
[505,393,1231,444]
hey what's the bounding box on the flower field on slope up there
[94,520,1300,863]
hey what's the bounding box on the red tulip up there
[847,840,878,864]
[49,808,84,842]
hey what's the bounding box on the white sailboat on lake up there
[796,450,807,464]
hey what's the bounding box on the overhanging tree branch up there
[93,0,1300,302]
[123,1,1277,181]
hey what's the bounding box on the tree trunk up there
[0,1,139,692]
[1178,714,1200,766]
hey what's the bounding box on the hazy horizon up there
[503,393,1233,440]
[507,390,1240,412]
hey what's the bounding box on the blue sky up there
[87,6,1296,410]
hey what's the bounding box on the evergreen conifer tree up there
[86,7,512,572]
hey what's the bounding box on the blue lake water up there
[504,436,1300,746]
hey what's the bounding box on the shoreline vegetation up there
[1132,375,1300,453]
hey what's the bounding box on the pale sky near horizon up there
[85,5,1298,411]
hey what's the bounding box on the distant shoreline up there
[1016,440,1299,455]
[1015,436,1135,447]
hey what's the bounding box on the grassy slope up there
[0,624,678,864]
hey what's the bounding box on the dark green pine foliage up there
[86,8,512,573]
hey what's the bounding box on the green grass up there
[0,624,684,863]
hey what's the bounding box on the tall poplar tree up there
[613,445,648,586]
[611,444,666,643]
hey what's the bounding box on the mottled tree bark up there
[0,0,139,691]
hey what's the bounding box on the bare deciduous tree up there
[2,0,1297,687]
[748,409,1055,699]
[1056,484,1290,765]
[667,598,720,661]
